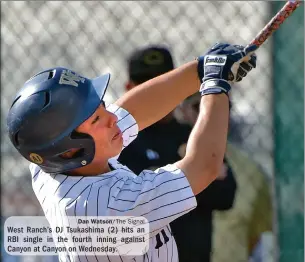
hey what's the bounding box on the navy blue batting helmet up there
[6,67,110,174]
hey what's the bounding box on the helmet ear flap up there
[49,132,95,172]
[59,130,91,160]
[59,148,85,160]
[70,130,91,139]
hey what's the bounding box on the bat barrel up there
[249,0,300,47]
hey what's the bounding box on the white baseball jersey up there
[30,103,197,262]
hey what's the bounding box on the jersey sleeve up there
[103,164,197,237]
[106,103,139,156]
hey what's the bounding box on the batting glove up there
[233,44,257,82]
[197,43,258,96]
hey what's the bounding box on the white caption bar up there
[4,216,149,256]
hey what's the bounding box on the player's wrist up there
[199,79,231,97]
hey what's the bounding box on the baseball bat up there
[234,0,301,76]
[248,0,301,48]
[183,2,301,103]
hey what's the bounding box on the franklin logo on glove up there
[204,56,227,65]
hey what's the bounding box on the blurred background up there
[1,1,303,262]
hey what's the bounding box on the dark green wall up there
[273,2,304,261]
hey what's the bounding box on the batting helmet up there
[6,67,111,174]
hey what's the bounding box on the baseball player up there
[6,42,257,262]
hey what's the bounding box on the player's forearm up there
[177,94,229,195]
[115,61,200,130]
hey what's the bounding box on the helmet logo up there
[59,70,85,87]
[29,153,43,164]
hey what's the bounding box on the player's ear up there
[60,148,84,159]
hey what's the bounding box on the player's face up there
[75,102,123,161]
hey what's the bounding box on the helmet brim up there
[91,73,111,99]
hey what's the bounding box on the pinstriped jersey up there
[30,104,197,262]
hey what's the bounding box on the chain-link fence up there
[1,1,303,262]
